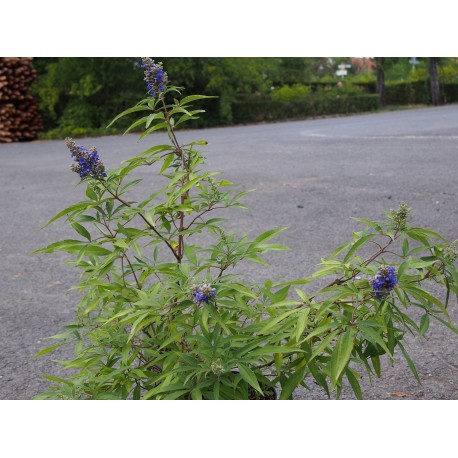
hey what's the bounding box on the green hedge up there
[383,80,458,105]
[385,80,431,105]
[442,83,458,103]
[231,95,380,124]
[309,81,376,94]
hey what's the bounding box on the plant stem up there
[161,97,188,263]
[102,184,180,262]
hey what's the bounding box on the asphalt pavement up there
[1,105,457,399]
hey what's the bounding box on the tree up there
[374,57,386,107]
[428,57,441,105]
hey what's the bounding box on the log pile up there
[0,57,42,143]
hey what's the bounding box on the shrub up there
[34,59,457,400]
[232,94,379,124]
[385,80,431,105]
[271,83,312,102]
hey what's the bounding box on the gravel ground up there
[0,105,457,400]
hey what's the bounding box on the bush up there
[232,94,379,124]
[33,59,457,400]
[271,83,312,102]
[442,83,458,103]
[385,80,431,105]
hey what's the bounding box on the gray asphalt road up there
[1,105,457,400]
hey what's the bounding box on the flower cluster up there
[387,201,411,231]
[210,359,225,376]
[66,138,107,180]
[141,57,168,97]
[191,283,217,304]
[443,240,458,264]
[371,265,397,300]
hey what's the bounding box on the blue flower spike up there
[191,283,217,304]
[141,57,168,97]
[66,138,107,180]
[371,265,397,300]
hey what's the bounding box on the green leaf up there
[41,374,73,386]
[357,321,392,358]
[138,121,168,141]
[123,116,149,134]
[203,303,231,335]
[257,308,301,335]
[407,227,446,242]
[85,185,98,201]
[133,385,141,400]
[309,329,340,363]
[330,328,355,388]
[398,341,421,384]
[279,363,307,400]
[343,234,376,262]
[351,217,383,232]
[180,94,218,105]
[221,283,258,299]
[329,241,353,259]
[308,361,330,398]
[71,222,91,241]
[274,353,283,376]
[40,202,96,229]
[160,153,175,173]
[295,308,310,342]
[34,342,68,358]
[32,239,84,254]
[183,244,197,265]
[345,368,363,400]
[106,105,152,128]
[371,354,381,377]
[419,314,430,336]
[305,322,337,341]
[191,389,203,400]
[145,112,163,129]
[251,227,288,246]
[84,245,112,257]
[113,239,130,249]
[247,345,302,358]
[237,363,263,395]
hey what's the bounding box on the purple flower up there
[191,283,217,304]
[371,265,397,300]
[141,57,168,97]
[66,138,107,180]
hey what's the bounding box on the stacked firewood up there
[0,57,42,143]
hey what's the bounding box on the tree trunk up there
[428,57,441,106]
[375,57,386,107]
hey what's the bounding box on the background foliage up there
[33,57,458,138]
